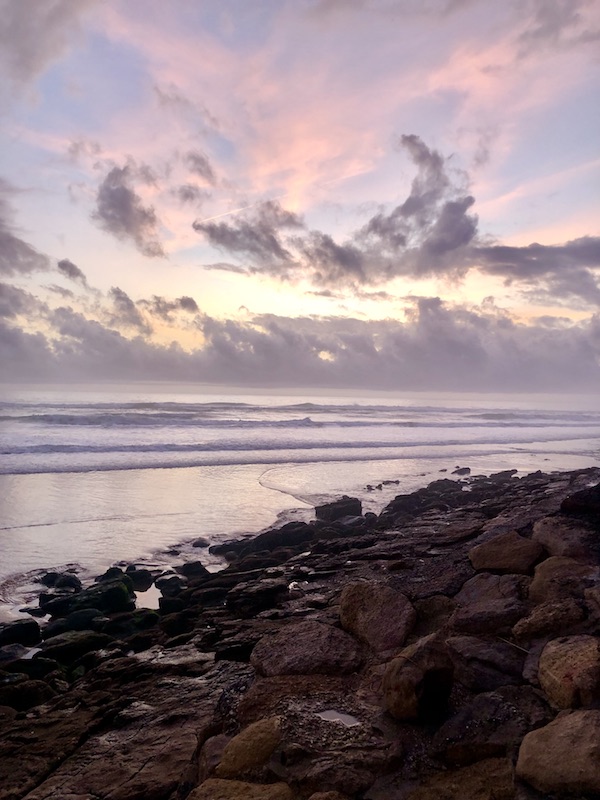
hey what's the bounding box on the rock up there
[382,633,454,721]
[308,794,349,800]
[54,572,83,591]
[516,709,600,794]
[512,598,584,640]
[237,674,347,725]
[251,621,362,677]
[447,635,525,692]
[97,566,130,584]
[215,717,282,778]
[560,481,600,517]
[226,578,289,617]
[315,496,362,522]
[433,685,551,765]
[44,578,136,617]
[0,643,28,665]
[0,677,56,711]
[0,619,41,647]
[468,531,543,574]
[189,779,294,800]
[156,573,188,597]
[339,580,416,656]
[452,466,471,475]
[193,536,211,547]
[532,515,595,559]
[404,757,515,800]
[451,573,529,633]
[412,595,456,638]
[528,556,597,603]
[177,560,211,580]
[199,734,231,782]
[37,630,115,664]
[101,609,160,639]
[537,635,600,708]
[126,567,154,592]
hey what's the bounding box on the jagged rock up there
[315,496,362,522]
[226,578,289,617]
[516,710,600,794]
[339,580,416,656]
[528,556,597,603]
[251,621,362,677]
[433,685,551,765]
[189,779,294,799]
[537,635,600,708]
[447,635,525,692]
[451,573,529,633]
[532,515,596,559]
[0,619,41,647]
[215,717,282,778]
[512,598,584,641]
[468,530,543,574]
[382,633,454,720]
[37,630,115,663]
[403,757,515,800]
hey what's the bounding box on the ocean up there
[1,383,599,619]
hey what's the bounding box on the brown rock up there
[339,580,416,655]
[532,515,595,559]
[451,573,529,634]
[250,621,362,677]
[528,556,596,604]
[538,635,600,708]
[447,635,525,692]
[238,675,348,725]
[412,594,456,638]
[382,633,454,721]
[512,598,584,640]
[516,709,600,794]
[216,717,282,778]
[308,793,349,800]
[189,778,294,799]
[468,531,542,574]
[405,757,515,800]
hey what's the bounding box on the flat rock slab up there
[251,620,362,677]
[339,580,415,656]
[517,709,600,795]
[451,573,529,634]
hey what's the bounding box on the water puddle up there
[316,709,361,727]
[135,584,162,609]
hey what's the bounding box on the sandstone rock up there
[451,573,529,633]
[339,580,416,655]
[251,621,362,677]
[404,757,515,800]
[516,709,600,794]
[468,530,542,574]
[189,779,294,799]
[216,717,282,778]
[433,685,551,765]
[0,618,41,647]
[532,515,595,559]
[528,556,597,603]
[538,635,600,708]
[382,633,454,720]
[315,496,362,522]
[447,635,525,692]
[512,598,584,640]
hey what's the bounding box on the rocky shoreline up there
[1,466,600,799]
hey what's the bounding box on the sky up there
[0,0,599,391]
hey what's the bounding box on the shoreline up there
[1,465,600,798]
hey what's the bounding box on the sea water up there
[1,383,599,617]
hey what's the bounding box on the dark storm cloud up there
[0,0,96,89]
[193,200,304,267]
[57,258,88,286]
[138,294,199,321]
[108,286,152,334]
[0,181,51,276]
[184,151,217,186]
[92,166,164,257]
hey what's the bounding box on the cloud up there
[0,282,40,318]
[517,0,600,55]
[57,258,88,286]
[184,151,217,185]
[108,286,152,334]
[92,166,165,257]
[172,184,210,205]
[0,0,97,91]
[138,294,199,321]
[0,181,51,276]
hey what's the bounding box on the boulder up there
[315,496,362,522]
[0,677,56,711]
[339,580,416,656]
[37,631,115,664]
[251,621,362,677]
[537,635,600,708]
[451,573,529,633]
[512,598,584,641]
[468,530,542,574]
[382,633,454,721]
[189,780,294,800]
[447,635,525,692]
[215,717,282,778]
[516,709,600,794]
[560,482,600,517]
[532,515,595,559]
[125,567,154,592]
[177,560,211,580]
[404,757,515,800]
[528,556,597,604]
[433,685,551,765]
[0,619,41,647]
